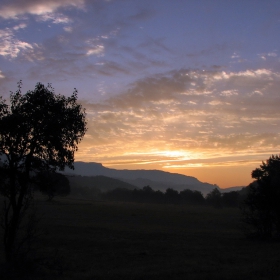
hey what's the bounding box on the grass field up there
[1,197,280,279]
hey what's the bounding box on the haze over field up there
[0,0,280,188]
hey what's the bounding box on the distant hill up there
[66,175,139,200]
[63,162,219,195]
[68,175,138,192]
[220,186,245,193]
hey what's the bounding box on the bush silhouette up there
[240,155,280,239]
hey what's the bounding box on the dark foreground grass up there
[1,197,280,279]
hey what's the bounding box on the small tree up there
[180,189,205,205]
[0,82,87,262]
[35,171,71,201]
[222,191,240,208]
[165,188,180,204]
[206,188,222,208]
[240,155,280,239]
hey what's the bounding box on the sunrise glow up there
[1,0,280,188]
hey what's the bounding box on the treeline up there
[33,173,245,208]
[100,186,244,207]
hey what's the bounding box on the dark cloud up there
[128,8,156,21]
[105,69,193,108]
[138,37,173,54]
[93,61,130,76]
[186,43,230,58]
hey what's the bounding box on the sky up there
[0,0,280,189]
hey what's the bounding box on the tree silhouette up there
[165,188,180,204]
[35,171,70,201]
[222,191,240,207]
[206,188,222,208]
[0,82,87,262]
[240,155,280,239]
[180,189,205,205]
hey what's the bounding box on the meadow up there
[1,196,280,280]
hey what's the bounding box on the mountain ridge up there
[63,161,220,195]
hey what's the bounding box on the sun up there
[154,150,191,159]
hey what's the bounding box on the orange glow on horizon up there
[75,145,267,189]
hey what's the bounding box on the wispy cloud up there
[0,70,5,79]
[0,28,33,58]
[258,51,278,61]
[0,0,85,19]
[13,23,27,30]
[78,68,280,166]
[37,12,72,24]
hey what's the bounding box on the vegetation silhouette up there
[0,81,87,263]
[240,154,280,239]
[180,189,205,205]
[34,171,70,201]
[205,187,222,208]
[101,185,240,207]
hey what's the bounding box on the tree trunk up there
[4,169,29,263]
[4,203,21,262]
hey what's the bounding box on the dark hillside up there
[90,175,138,191]
[68,175,138,193]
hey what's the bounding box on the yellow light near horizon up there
[75,137,272,188]
[163,163,204,168]
[151,150,191,159]
[121,149,193,161]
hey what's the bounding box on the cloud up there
[138,37,173,55]
[0,0,85,19]
[0,70,5,79]
[20,35,111,79]
[9,26,133,81]
[90,61,129,76]
[187,43,229,58]
[64,26,73,32]
[258,51,278,61]
[19,43,45,61]
[37,12,71,24]
[86,45,104,56]
[0,1,168,83]
[80,68,280,164]
[268,52,277,57]
[0,28,33,58]
[0,21,53,61]
[13,23,27,30]
[231,52,240,59]
[128,8,155,22]
[0,1,86,59]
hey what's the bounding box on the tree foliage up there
[34,171,70,201]
[222,191,240,208]
[0,82,87,262]
[180,189,205,205]
[102,186,206,205]
[240,155,280,239]
[205,188,222,208]
[99,184,243,207]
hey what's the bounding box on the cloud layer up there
[80,68,280,169]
